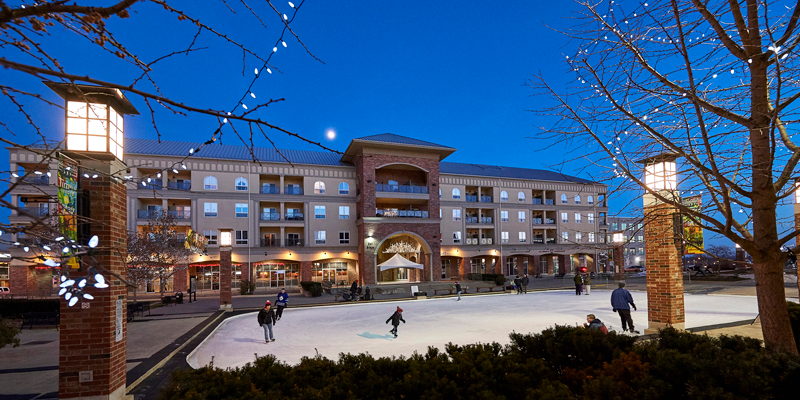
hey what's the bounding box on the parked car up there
[0,287,9,297]
[625,266,644,273]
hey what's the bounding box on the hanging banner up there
[57,153,79,269]
[682,195,704,254]
[184,228,209,255]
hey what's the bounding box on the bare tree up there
[126,213,193,302]
[530,0,799,353]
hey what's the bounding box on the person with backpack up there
[573,273,583,295]
[257,301,277,343]
[385,306,406,338]
[455,281,462,301]
[275,288,289,320]
[583,314,608,333]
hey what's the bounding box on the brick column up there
[461,257,470,279]
[613,245,625,282]
[173,265,188,293]
[219,247,232,311]
[300,261,313,282]
[557,254,567,275]
[59,158,127,400]
[644,200,685,333]
[9,262,33,298]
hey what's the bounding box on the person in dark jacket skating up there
[521,274,530,294]
[350,280,358,300]
[385,306,406,337]
[611,282,639,334]
[257,301,277,343]
[513,276,522,294]
[275,288,289,320]
[573,274,583,295]
[455,281,462,301]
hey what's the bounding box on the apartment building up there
[607,216,646,268]
[6,133,609,295]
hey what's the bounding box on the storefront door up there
[270,270,285,287]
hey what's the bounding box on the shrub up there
[788,300,800,349]
[299,281,322,297]
[0,299,59,318]
[0,319,20,349]
[238,280,255,295]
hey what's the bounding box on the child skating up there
[385,306,406,338]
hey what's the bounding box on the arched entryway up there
[375,232,432,283]
[570,253,596,273]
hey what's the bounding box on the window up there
[203,230,218,245]
[453,231,462,244]
[203,175,217,190]
[588,195,594,205]
[518,211,526,222]
[338,182,349,195]
[339,231,350,244]
[588,213,595,224]
[638,235,644,242]
[561,212,568,223]
[518,191,525,202]
[235,230,248,245]
[561,194,568,204]
[439,188,442,199]
[440,209,442,219]
[500,211,509,222]
[519,232,527,243]
[501,231,509,243]
[575,232,582,242]
[204,202,218,217]
[621,223,628,230]
[315,205,326,219]
[574,195,581,204]
[575,213,582,223]
[442,259,450,279]
[339,206,350,219]
[315,231,326,244]
[562,231,569,242]
[638,223,643,229]
[638,247,644,255]
[453,209,461,221]
[612,223,618,230]
[314,181,326,194]
[235,177,248,191]
[588,232,595,243]
[235,203,248,218]
[624,234,629,242]
[452,188,461,199]
[500,190,508,201]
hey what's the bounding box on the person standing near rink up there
[573,273,583,295]
[455,281,462,301]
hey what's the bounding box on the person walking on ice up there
[611,282,639,334]
[257,301,277,343]
[573,273,583,295]
[455,281,462,301]
[582,273,591,295]
[275,288,289,320]
[385,306,406,338]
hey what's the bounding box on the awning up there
[378,253,423,271]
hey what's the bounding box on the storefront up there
[312,260,353,284]
[254,261,299,289]
[192,263,242,291]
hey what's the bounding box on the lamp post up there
[636,152,685,334]
[612,231,625,282]
[46,83,138,400]
[219,228,233,312]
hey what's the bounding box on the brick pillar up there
[644,200,685,333]
[300,261,312,282]
[219,247,232,311]
[459,257,467,280]
[9,262,33,298]
[532,255,540,276]
[59,158,127,400]
[613,245,625,282]
[462,257,471,279]
[173,265,188,293]
[557,254,567,275]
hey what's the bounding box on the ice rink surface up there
[188,290,762,369]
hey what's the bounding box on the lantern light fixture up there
[636,152,679,191]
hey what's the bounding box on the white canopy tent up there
[378,253,424,271]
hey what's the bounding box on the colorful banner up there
[57,154,79,269]
[682,195,704,254]
[184,228,209,255]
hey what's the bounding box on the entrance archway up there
[374,232,432,283]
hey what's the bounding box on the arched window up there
[518,191,525,202]
[574,195,581,204]
[561,194,568,204]
[203,175,218,190]
[587,195,594,205]
[500,190,508,201]
[452,188,461,199]
[338,182,349,195]
[314,181,326,194]
[235,177,248,191]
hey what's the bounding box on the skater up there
[583,314,608,333]
[257,301,277,343]
[275,288,289,320]
[521,274,530,294]
[455,281,462,301]
[611,282,639,334]
[582,273,591,295]
[385,306,406,337]
[513,276,522,294]
[350,279,358,300]
[573,273,583,295]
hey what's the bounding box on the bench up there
[21,312,59,329]
[474,285,505,293]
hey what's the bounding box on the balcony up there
[481,238,493,245]
[285,213,304,221]
[143,179,162,190]
[532,218,543,225]
[285,187,304,195]
[261,238,281,247]
[465,195,478,202]
[375,184,428,194]
[168,210,191,219]
[261,185,280,194]
[375,210,429,218]
[480,196,493,203]
[466,217,478,223]
[466,238,478,245]
[545,218,556,224]
[546,238,556,244]
[167,181,191,191]
[22,175,49,185]
[286,238,303,247]
[545,199,555,205]
[532,198,542,205]
[260,212,280,221]
[533,237,544,244]
[18,207,50,217]
[480,217,493,224]
[138,210,160,219]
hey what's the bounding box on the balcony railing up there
[375,184,428,194]
[261,238,280,247]
[285,213,304,221]
[465,195,478,202]
[138,210,161,219]
[466,238,478,245]
[286,238,303,247]
[261,185,280,194]
[545,218,556,224]
[480,196,493,202]
[143,179,162,190]
[546,238,556,244]
[466,217,478,223]
[532,218,543,225]
[532,198,542,205]
[167,181,191,190]
[545,199,555,205]
[168,210,191,219]
[375,210,429,218]
[285,186,303,195]
[22,175,49,185]
[137,210,190,219]
[17,207,50,217]
[533,237,544,244]
[480,217,493,224]
[260,212,280,221]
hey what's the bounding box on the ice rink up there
[187,290,762,369]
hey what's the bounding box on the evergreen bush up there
[299,281,322,297]
[238,280,256,295]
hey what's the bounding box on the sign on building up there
[682,195,704,254]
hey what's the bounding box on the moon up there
[326,128,336,140]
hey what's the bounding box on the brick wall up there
[9,264,31,297]
[173,266,188,292]
[219,248,232,309]
[644,202,685,333]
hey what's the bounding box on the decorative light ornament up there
[88,235,99,248]
[42,245,51,251]
[12,173,18,178]
[69,297,79,307]
[254,68,259,75]
[250,92,256,98]
[83,294,94,300]
[289,1,294,7]
[282,41,287,47]
[157,172,161,178]
[242,104,248,110]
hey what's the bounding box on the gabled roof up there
[440,162,597,184]
[124,138,350,167]
[353,133,454,149]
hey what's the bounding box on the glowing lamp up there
[45,82,139,160]
[795,179,800,204]
[612,232,624,244]
[637,152,679,191]
[219,229,233,247]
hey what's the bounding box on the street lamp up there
[218,228,234,312]
[641,153,678,191]
[219,229,233,247]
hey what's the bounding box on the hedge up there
[299,281,322,297]
[158,320,800,400]
[0,299,60,318]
